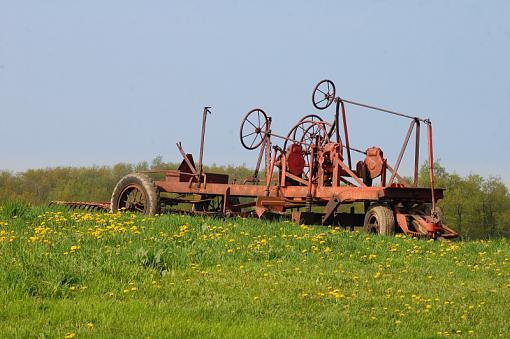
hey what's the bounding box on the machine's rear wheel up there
[363,204,396,236]
[111,173,160,214]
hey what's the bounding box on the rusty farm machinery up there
[54,80,458,239]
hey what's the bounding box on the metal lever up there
[198,106,211,187]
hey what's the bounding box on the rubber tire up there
[363,204,396,236]
[111,173,160,215]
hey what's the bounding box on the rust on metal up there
[50,201,111,211]
[56,79,458,239]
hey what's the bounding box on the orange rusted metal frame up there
[154,170,442,204]
[50,201,111,211]
[394,205,458,239]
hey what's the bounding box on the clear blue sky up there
[1,1,509,184]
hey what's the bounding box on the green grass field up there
[0,204,509,338]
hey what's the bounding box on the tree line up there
[418,163,510,239]
[1,157,508,239]
[0,157,252,205]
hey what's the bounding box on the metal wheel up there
[283,120,330,181]
[300,122,330,180]
[111,173,160,214]
[288,114,323,140]
[118,185,146,212]
[300,121,330,146]
[312,79,336,110]
[240,108,269,150]
[299,114,323,123]
[284,118,325,151]
[284,119,331,151]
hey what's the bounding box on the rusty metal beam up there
[414,119,420,187]
[339,99,352,169]
[389,119,416,185]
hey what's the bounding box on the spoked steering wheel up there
[312,79,336,110]
[240,108,270,150]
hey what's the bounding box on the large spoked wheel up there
[300,121,330,146]
[111,173,160,214]
[284,120,330,180]
[240,108,270,150]
[312,79,336,110]
[363,204,396,236]
[283,117,327,151]
[287,114,324,141]
[300,122,330,180]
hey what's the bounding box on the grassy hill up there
[0,204,509,338]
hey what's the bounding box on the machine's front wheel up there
[363,204,396,236]
[111,173,160,215]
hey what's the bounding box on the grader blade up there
[50,201,111,212]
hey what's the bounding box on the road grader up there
[56,80,458,239]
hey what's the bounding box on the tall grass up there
[0,199,32,218]
[0,204,509,338]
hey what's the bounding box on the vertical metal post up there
[334,98,341,144]
[252,141,266,181]
[281,154,287,187]
[381,159,387,187]
[265,146,278,196]
[306,142,316,213]
[340,100,352,170]
[198,106,211,187]
[414,119,420,187]
[264,118,272,181]
[426,120,436,213]
[350,206,355,231]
